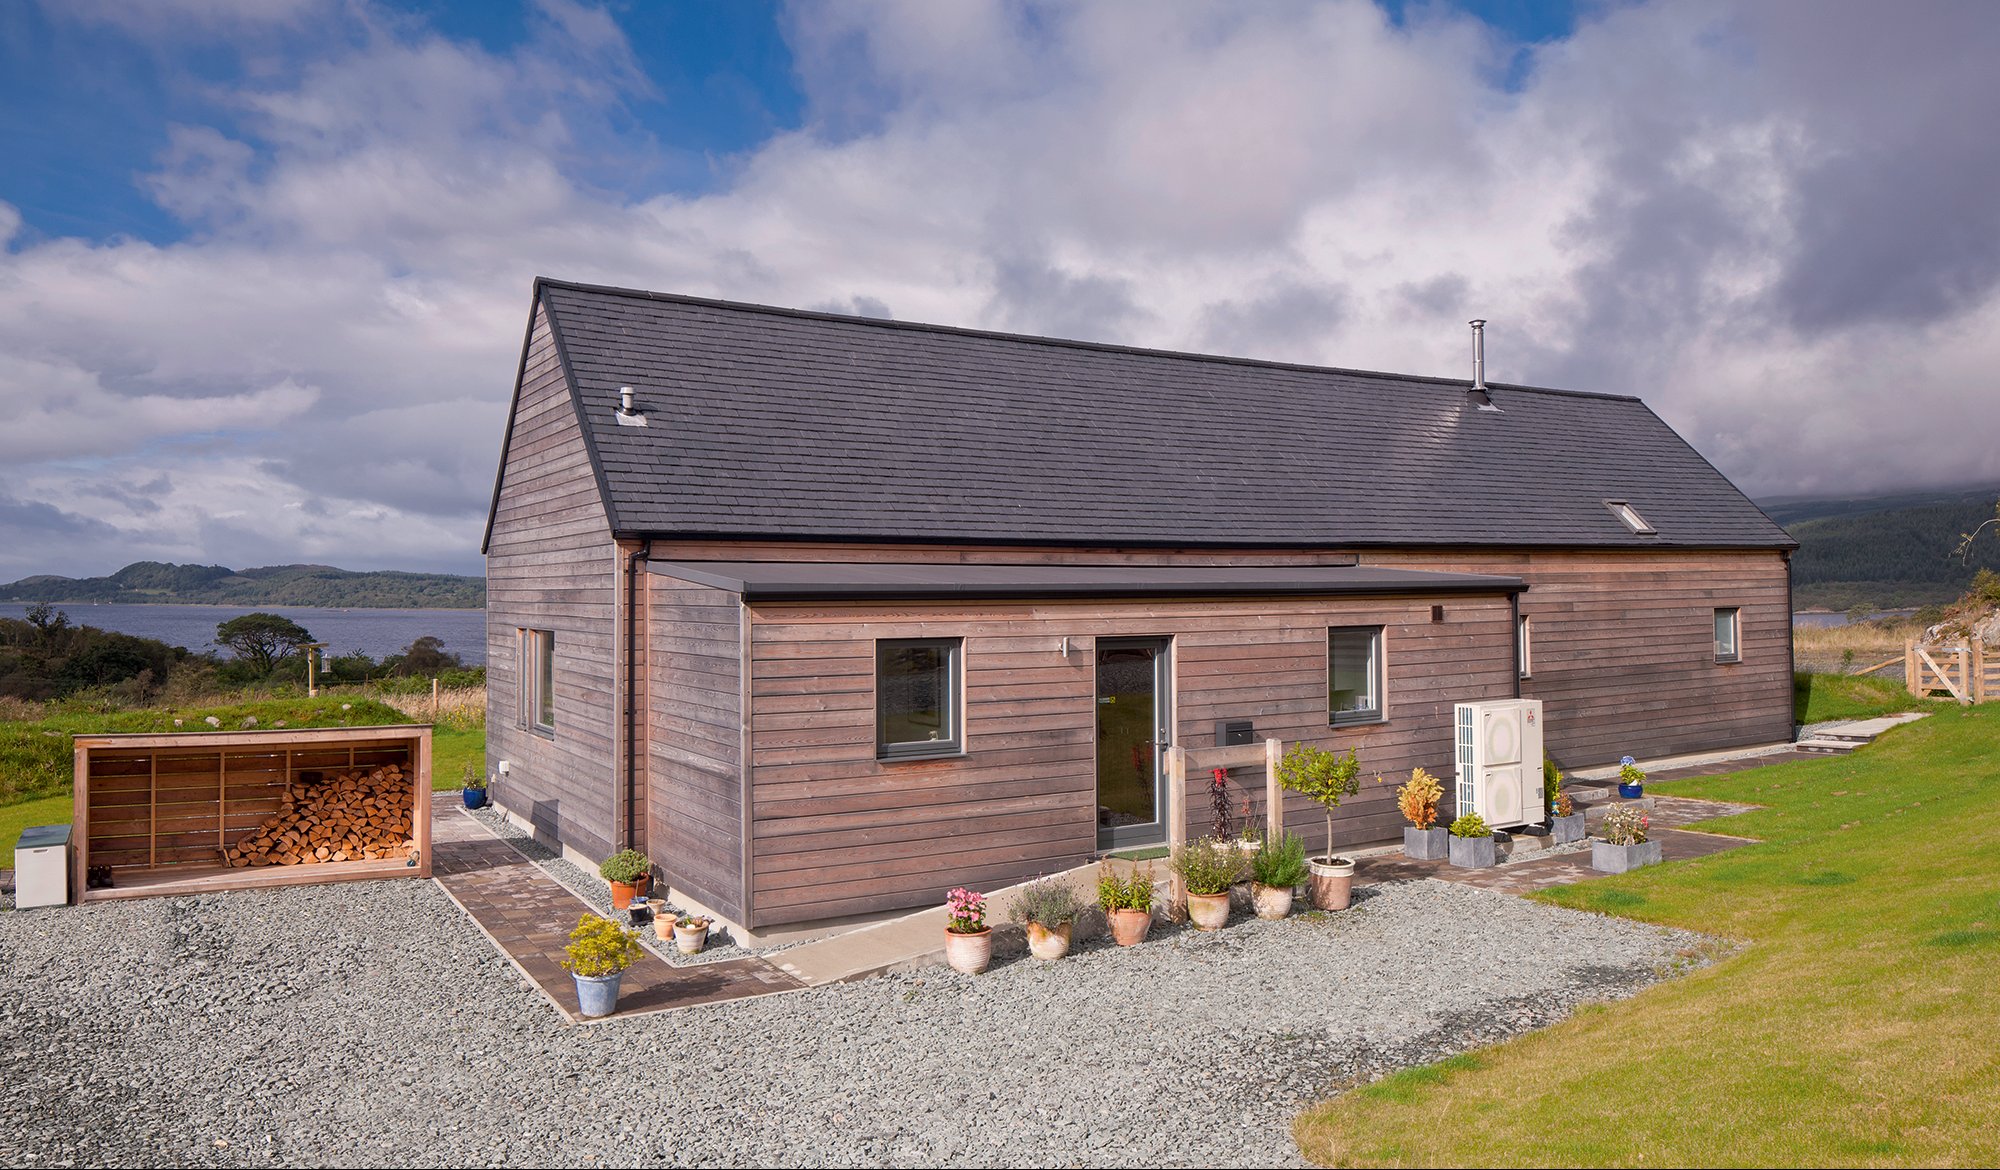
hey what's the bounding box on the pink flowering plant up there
[1601,805,1650,846]
[944,887,987,934]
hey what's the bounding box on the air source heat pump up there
[1453,699,1546,830]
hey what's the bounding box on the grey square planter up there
[1551,812,1587,844]
[1448,833,1496,869]
[1404,826,1449,861]
[1591,838,1663,873]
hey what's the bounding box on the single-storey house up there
[483,277,1796,936]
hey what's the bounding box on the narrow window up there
[1606,499,1656,534]
[1517,613,1533,679]
[877,638,962,759]
[1714,608,1741,663]
[1328,627,1385,726]
[521,628,555,734]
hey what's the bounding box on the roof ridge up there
[532,276,1642,404]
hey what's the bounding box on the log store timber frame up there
[71,725,433,903]
[481,277,1800,935]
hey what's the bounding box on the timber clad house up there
[483,277,1797,936]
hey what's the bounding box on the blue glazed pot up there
[1617,782,1644,799]
[462,787,488,809]
[574,971,622,1018]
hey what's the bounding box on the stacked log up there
[225,764,415,867]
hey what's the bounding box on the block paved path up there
[429,797,802,1022]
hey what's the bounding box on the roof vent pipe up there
[1466,320,1500,412]
[614,385,648,427]
[619,386,635,415]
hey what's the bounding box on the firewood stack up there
[224,765,415,867]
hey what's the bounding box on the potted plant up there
[1010,878,1085,960]
[599,849,653,910]
[1097,861,1156,946]
[672,913,711,955]
[1592,806,1662,872]
[1395,766,1447,860]
[1248,831,1309,919]
[460,763,489,810]
[1617,755,1646,799]
[943,887,991,974]
[1447,813,1496,868]
[561,913,643,1019]
[1547,756,1586,843]
[1276,742,1361,910]
[1171,837,1247,931]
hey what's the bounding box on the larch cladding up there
[484,305,621,860]
[645,572,746,922]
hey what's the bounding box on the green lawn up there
[1794,670,1942,724]
[1295,705,2000,1167]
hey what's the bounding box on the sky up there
[2,0,1997,580]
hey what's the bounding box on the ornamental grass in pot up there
[1010,878,1085,960]
[561,913,643,1019]
[1248,831,1309,920]
[1395,767,1447,861]
[1097,862,1156,946]
[942,887,992,974]
[1277,743,1361,909]
[1171,837,1247,931]
[599,849,652,910]
[1447,813,1496,868]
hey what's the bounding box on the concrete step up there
[1796,738,1861,753]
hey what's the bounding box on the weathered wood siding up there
[740,593,1517,927]
[645,571,746,922]
[484,305,620,860]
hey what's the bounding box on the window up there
[1517,613,1533,679]
[1605,499,1656,534]
[1714,608,1741,663]
[521,628,554,734]
[1328,627,1384,725]
[877,638,962,759]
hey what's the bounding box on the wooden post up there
[72,742,89,904]
[148,755,158,869]
[1905,638,1918,699]
[1264,737,1284,841]
[431,676,440,719]
[1164,745,1187,918]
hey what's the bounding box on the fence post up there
[432,676,440,719]
[1264,738,1284,841]
[1905,638,1918,698]
[1164,745,1187,919]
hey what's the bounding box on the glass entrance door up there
[1096,637,1171,849]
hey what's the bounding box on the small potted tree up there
[1010,878,1085,960]
[1592,806,1661,872]
[1097,861,1156,946]
[1395,767,1446,860]
[561,913,643,1019]
[460,763,489,810]
[1617,755,1646,799]
[598,849,652,910]
[943,887,991,974]
[1277,743,1361,910]
[1448,812,1496,868]
[1172,837,1246,931]
[1248,831,1309,919]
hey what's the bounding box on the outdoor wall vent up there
[1466,320,1500,412]
[615,385,648,427]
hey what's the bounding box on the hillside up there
[0,562,483,609]
[1779,491,2000,610]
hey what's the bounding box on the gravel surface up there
[1,876,1710,1168]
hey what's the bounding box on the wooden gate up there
[1906,639,1996,704]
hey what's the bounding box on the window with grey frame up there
[1328,626,1384,725]
[521,628,554,735]
[1714,607,1741,663]
[876,638,962,759]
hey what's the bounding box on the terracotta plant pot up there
[1308,856,1355,911]
[609,875,650,911]
[944,927,993,974]
[1251,882,1294,920]
[1109,908,1152,947]
[1025,921,1073,961]
[1186,890,1231,931]
[674,922,709,955]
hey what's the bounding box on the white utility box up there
[13,824,72,909]
[1453,699,1546,830]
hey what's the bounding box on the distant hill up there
[1765,488,2000,610]
[0,562,484,609]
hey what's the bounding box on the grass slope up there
[1294,705,2000,1167]
[1794,671,1946,724]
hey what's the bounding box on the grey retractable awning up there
[648,560,1525,601]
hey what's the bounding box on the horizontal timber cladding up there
[645,571,747,922]
[739,592,1518,927]
[1362,548,1794,767]
[483,303,620,861]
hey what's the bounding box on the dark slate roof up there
[649,560,1526,601]
[520,278,1795,550]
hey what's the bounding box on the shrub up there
[461,761,486,790]
[1249,831,1310,888]
[1171,836,1248,896]
[1277,742,1361,858]
[1601,805,1650,845]
[1096,862,1156,913]
[1554,789,1574,818]
[945,886,987,934]
[598,849,651,884]
[1449,813,1492,839]
[1395,767,1444,829]
[561,915,642,977]
[1543,755,1564,815]
[1009,878,1084,928]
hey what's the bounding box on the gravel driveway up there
[1,876,1706,1168]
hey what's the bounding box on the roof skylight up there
[1606,500,1656,534]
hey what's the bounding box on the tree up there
[1956,499,2000,562]
[214,613,315,675]
[389,635,462,677]
[1275,742,1361,861]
